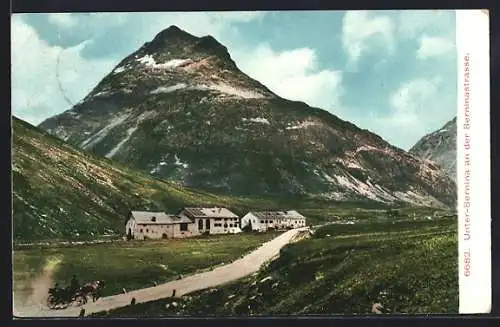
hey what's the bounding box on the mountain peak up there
[153,25,197,41]
[140,26,231,63]
[409,116,457,182]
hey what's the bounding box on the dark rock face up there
[410,117,457,182]
[39,26,456,208]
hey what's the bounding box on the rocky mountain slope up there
[38,26,456,208]
[409,117,457,182]
[12,117,289,241]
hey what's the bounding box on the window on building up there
[198,219,203,231]
[146,229,149,233]
[180,223,188,231]
[270,220,273,223]
[140,229,143,233]
[224,223,228,228]
[265,220,268,223]
[206,219,210,230]
[260,220,264,224]
[230,224,233,227]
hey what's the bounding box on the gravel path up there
[14,228,306,318]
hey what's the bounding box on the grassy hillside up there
[94,209,458,316]
[14,117,348,242]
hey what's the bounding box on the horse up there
[76,280,105,304]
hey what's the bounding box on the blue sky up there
[11,10,457,150]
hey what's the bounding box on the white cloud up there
[341,11,395,69]
[47,13,77,28]
[11,16,115,125]
[417,34,455,59]
[389,76,442,122]
[341,10,456,67]
[233,44,343,111]
[372,76,455,150]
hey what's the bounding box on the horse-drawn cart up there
[46,285,86,309]
[46,280,105,310]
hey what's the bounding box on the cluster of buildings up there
[125,207,307,240]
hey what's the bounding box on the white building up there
[178,207,242,235]
[125,211,197,240]
[241,210,307,232]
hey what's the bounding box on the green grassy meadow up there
[13,232,280,302]
[93,209,458,316]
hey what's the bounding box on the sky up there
[11,10,457,150]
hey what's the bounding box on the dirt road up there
[13,256,62,318]
[14,228,307,318]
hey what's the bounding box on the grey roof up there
[181,207,239,219]
[247,210,306,220]
[130,211,193,225]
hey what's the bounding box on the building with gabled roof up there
[178,207,241,235]
[125,211,197,240]
[125,207,241,240]
[241,210,306,232]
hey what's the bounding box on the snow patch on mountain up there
[93,90,113,98]
[149,154,170,174]
[136,54,191,70]
[151,83,187,94]
[194,83,265,99]
[113,65,129,74]
[242,117,270,125]
[105,126,138,158]
[80,114,131,149]
[174,154,189,168]
[286,120,320,130]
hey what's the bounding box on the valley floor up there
[93,210,458,316]
[13,207,458,317]
[13,229,303,318]
[13,232,280,316]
